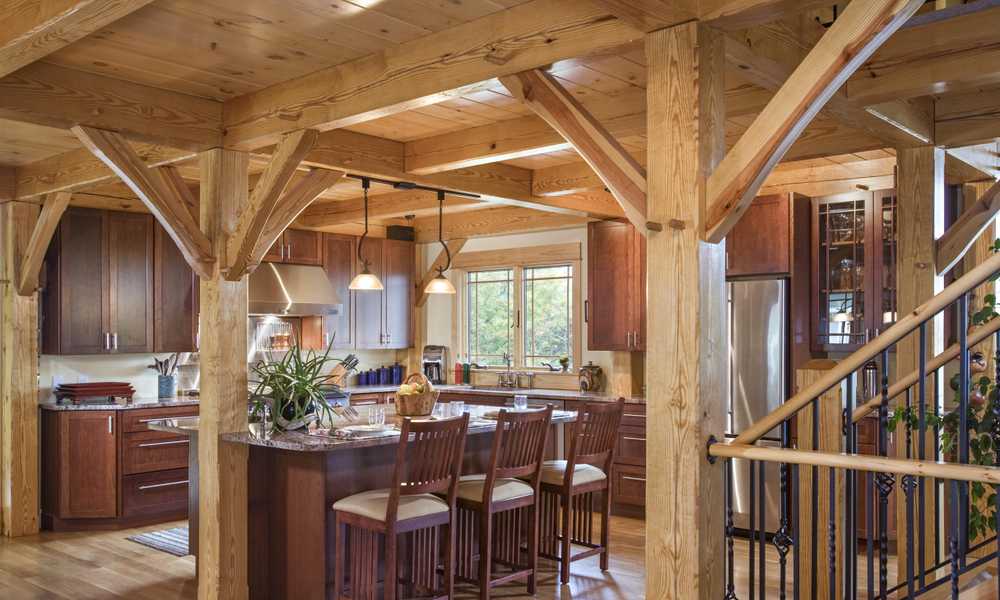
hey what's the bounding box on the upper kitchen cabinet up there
[587,221,645,352]
[812,189,897,353]
[154,224,198,352]
[727,194,792,277]
[323,233,355,350]
[43,208,154,355]
[354,237,414,350]
[264,228,323,266]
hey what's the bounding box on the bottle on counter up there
[462,361,471,384]
[391,362,404,385]
[454,360,462,385]
[358,370,369,386]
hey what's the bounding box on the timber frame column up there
[644,22,727,599]
[895,145,944,578]
[198,149,250,599]
[0,197,41,537]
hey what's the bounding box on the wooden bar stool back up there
[454,406,553,599]
[540,399,624,584]
[333,413,470,600]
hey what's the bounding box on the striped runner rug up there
[126,526,189,557]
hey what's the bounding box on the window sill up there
[470,368,577,376]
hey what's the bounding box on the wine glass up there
[513,394,528,411]
[368,406,386,428]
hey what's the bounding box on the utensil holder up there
[158,375,177,399]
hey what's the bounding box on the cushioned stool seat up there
[539,460,607,486]
[333,488,449,522]
[457,473,534,503]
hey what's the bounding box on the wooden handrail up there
[709,443,1000,485]
[851,316,1000,423]
[733,249,1000,444]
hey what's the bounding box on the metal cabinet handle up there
[138,416,190,423]
[634,331,640,348]
[584,299,589,323]
[107,416,113,434]
[137,480,189,491]
[622,436,646,442]
[104,332,111,350]
[621,475,646,483]
[137,439,189,448]
[112,332,118,350]
[623,413,646,419]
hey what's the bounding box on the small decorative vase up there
[158,375,177,399]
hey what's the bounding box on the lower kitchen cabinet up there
[41,404,199,530]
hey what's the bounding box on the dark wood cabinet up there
[587,221,645,351]
[43,208,154,355]
[811,189,897,352]
[154,224,198,352]
[727,193,792,277]
[265,228,323,265]
[323,233,356,350]
[42,410,118,519]
[354,238,414,350]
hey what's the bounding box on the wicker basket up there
[395,372,439,417]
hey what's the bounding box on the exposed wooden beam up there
[936,87,1000,148]
[0,62,222,150]
[297,190,473,228]
[0,0,154,78]
[703,0,924,243]
[411,205,588,242]
[947,142,1000,181]
[15,191,70,295]
[499,69,647,232]
[700,0,835,29]
[258,169,345,254]
[221,0,641,149]
[936,180,1000,275]
[71,126,215,278]
[589,0,697,32]
[414,239,468,308]
[226,130,319,280]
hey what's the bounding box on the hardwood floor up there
[0,516,895,599]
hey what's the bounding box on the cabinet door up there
[727,194,790,277]
[154,224,198,352]
[108,212,154,353]
[61,411,117,518]
[631,229,646,351]
[264,235,284,262]
[283,229,323,265]
[354,238,384,348]
[383,239,414,349]
[51,208,109,354]
[587,221,632,351]
[323,234,355,349]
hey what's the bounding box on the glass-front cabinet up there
[812,189,897,353]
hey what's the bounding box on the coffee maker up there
[422,345,448,384]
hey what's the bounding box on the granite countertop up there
[222,405,577,452]
[346,384,645,405]
[38,396,200,411]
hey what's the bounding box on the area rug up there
[126,526,189,557]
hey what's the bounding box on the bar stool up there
[452,406,553,600]
[537,399,624,584]
[333,413,470,600]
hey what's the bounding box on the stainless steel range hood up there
[248,263,341,316]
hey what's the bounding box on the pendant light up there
[349,177,384,291]
[424,190,456,295]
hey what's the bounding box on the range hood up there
[248,263,342,316]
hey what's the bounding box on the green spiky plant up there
[249,335,354,433]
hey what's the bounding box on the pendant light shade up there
[425,190,456,296]
[349,177,384,291]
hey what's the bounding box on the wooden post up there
[895,145,944,579]
[0,199,41,537]
[644,22,726,599]
[795,360,844,598]
[198,148,250,600]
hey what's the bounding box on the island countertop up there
[222,405,577,452]
[347,383,645,404]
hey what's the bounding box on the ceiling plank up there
[0,62,222,150]
[700,0,835,29]
[414,239,468,308]
[0,0,154,78]
[936,179,1000,274]
[221,0,642,149]
[499,68,647,232]
[15,190,70,295]
[704,0,924,243]
[71,125,214,277]
[411,204,588,242]
[297,190,473,228]
[589,0,697,32]
[936,87,1000,148]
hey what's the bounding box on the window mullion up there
[514,265,524,369]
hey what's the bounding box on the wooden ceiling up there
[1,0,999,239]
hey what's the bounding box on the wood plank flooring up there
[0,516,899,599]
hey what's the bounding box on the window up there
[463,261,578,371]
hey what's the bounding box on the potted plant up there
[249,337,354,433]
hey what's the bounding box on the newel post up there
[644,22,727,600]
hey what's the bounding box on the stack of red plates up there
[55,382,135,404]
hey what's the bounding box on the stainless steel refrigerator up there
[726,278,787,533]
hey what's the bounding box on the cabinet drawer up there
[616,428,646,466]
[621,405,646,429]
[122,468,189,519]
[123,431,190,475]
[122,405,199,433]
[612,464,646,507]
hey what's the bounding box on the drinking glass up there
[368,406,386,428]
[513,395,528,411]
[450,401,465,417]
[432,403,446,419]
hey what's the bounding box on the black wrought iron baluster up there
[917,322,928,590]
[828,464,836,600]
[862,358,878,600]
[792,463,801,600]
[844,373,857,600]
[877,349,892,600]
[993,330,1000,595]
[958,293,970,564]
[758,461,766,600]
[725,459,737,600]
[749,458,756,600]
[812,398,820,600]
[950,480,960,599]
[774,419,793,600]
[903,474,917,598]
[934,367,942,566]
